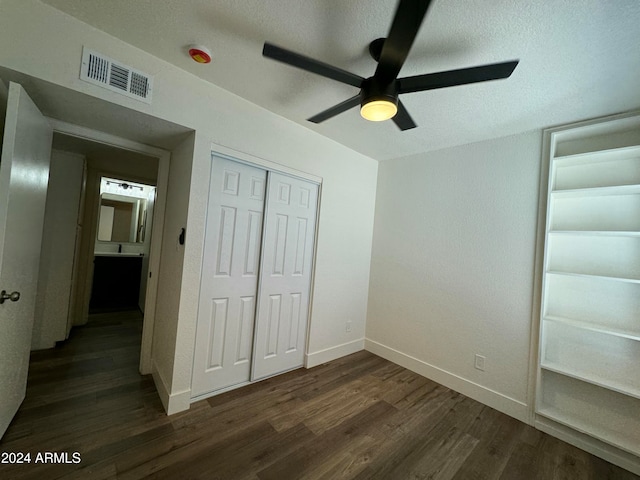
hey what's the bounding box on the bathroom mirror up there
[97,177,155,244]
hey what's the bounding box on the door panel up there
[252,173,318,380]
[0,82,52,437]
[192,157,266,397]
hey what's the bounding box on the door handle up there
[0,290,20,304]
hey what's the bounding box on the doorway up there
[31,124,171,377]
[90,176,157,313]
[0,71,194,430]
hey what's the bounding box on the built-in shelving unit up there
[536,113,640,473]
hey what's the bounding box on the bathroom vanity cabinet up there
[89,253,143,311]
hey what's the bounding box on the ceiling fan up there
[262,0,519,131]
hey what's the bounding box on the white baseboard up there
[152,361,191,415]
[305,338,364,368]
[166,388,191,415]
[365,338,529,424]
[535,417,640,476]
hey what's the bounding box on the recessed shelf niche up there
[536,112,640,472]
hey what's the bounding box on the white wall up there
[32,149,84,350]
[0,0,378,413]
[153,132,194,412]
[366,130,542,422]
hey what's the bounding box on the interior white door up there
[0,82,52,437]
[252,172,318,380]
[192,156,267,397]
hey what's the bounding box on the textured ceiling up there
[40,0,640,161]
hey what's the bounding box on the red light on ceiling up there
[189,45,211,64]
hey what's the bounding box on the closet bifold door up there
[192,157,267,397]
[252,172,318,380]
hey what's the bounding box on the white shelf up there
[553,144,640,165]
[552,115,640,157]
[544,274,640,333]
[553,146,640,190]
[541,320,640,398]
[544,315,640,342]
[551,184,640,197]
[550,194,640,232]
[549,230,640,238]
[546,271,640,284]
[538,371,640,457]
[537,406,640,457]
[546,234,640,280]
[540,363,640,400]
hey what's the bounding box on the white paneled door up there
[0,83,52,437]
[192,156,319,398]
[192,157,267,397]
[252,172,318,380]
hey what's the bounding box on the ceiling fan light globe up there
[360,100,397,122]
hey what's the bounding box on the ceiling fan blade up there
[392,100,417,130]
[374,0,433,85]
[399,60,519,94]
[263,43,364,88]
[307,95,361,123]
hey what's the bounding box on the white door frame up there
[47,119,170,375]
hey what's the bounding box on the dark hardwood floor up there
[1,310,637,479]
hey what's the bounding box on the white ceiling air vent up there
[80,47,153,104]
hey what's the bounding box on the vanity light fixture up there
[106,180,144,192]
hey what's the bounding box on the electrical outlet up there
[474,354,485,371]
[345,321,352,333]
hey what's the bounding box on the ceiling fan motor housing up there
[360,77,399,107]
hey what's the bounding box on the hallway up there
[1,310,162,478]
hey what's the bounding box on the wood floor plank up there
[148,422,315,479]
[293,353,389,402]
[499,442,555,480]
[372,384,462,442]
[275,376,386,435]
[360,395,484,480]
[378,367,432,406]
[256,401,395,480]
[119,421,279,479]
[1,310,637,480]
[450,411,524,480]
